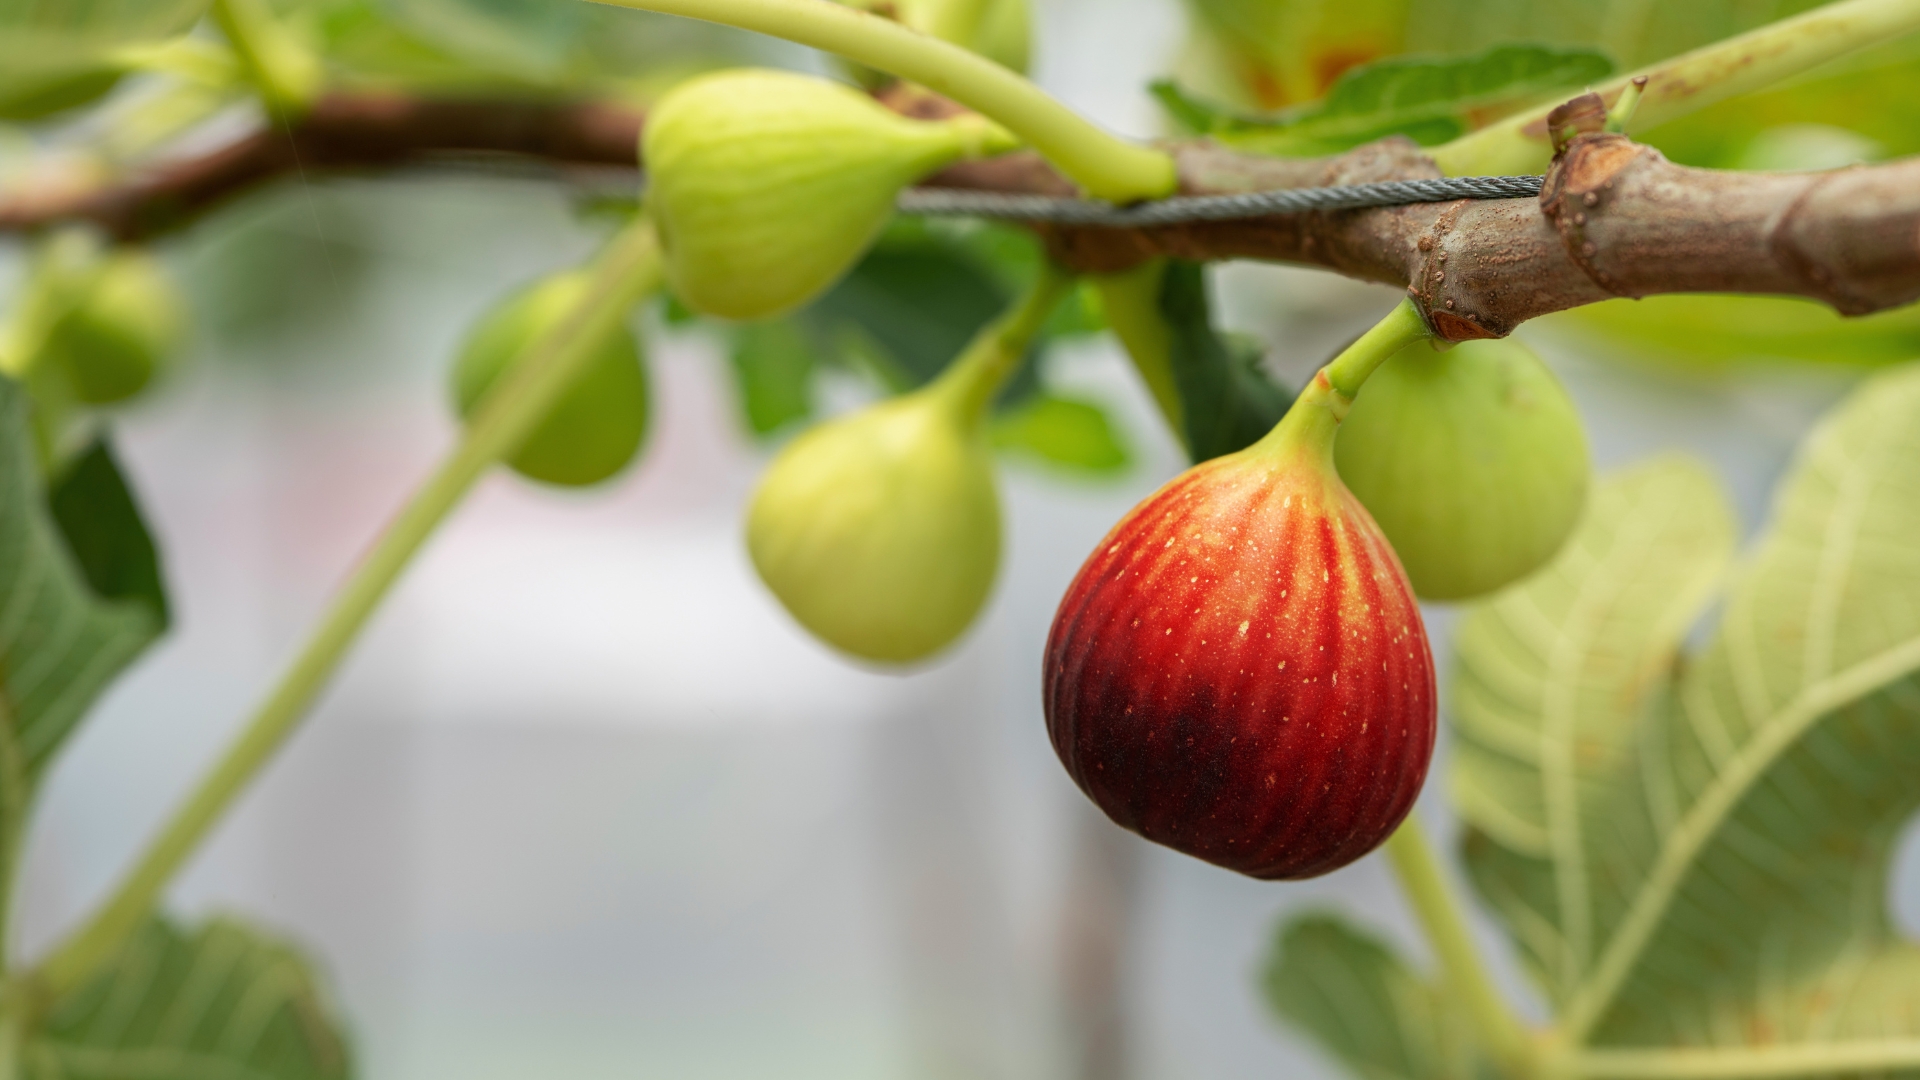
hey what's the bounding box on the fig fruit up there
[1045,372,1436,879]
[41,249,185,406]
[643,69,1016,321]
[451,271,651,487]
[747,384,998,663]
[746,268,1070,663]
[1333,337,1589,600]
[894,0,1032,72]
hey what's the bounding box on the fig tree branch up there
[3,92,1917,343]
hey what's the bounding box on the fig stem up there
[1429,0,1920,176]
[1385,815,1538,1078]
[1321,298,1433,405]
[28,218,667,1003]
[1253,298,1430,463]
[587,0,1178,203]
[935,260,1077,421]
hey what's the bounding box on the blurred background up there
[6,0,1920,1077]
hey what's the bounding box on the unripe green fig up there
[644,69,1016,321]
[42,249,185,405]
[746,384,999,664]
[1333,336,1589,601]
[451,272,651,488]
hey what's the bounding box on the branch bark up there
[4,90,1917,342]
[0,92,644,241]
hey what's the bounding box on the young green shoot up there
[587,0,1176,203]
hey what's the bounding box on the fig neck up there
[1244,296,1434,470]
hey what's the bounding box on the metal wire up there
[896,174,1545,226]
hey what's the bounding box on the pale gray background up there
[5,1,1917,1077]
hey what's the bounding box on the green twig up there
[1385,815,1536,1078]
[29,218,665,1001]
[1431,0,1920,175]
[1573,1040,1920,1079]
[936,261,1076,420]
[584,0,1176,202]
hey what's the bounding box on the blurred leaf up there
[1158,262,1292,462]
[1262,914,1484,1080]
[361,0,773,93]
[1180,0,1410,109]
[1454,364,1920,1050]
[1544,294,1920,370]
[49,438,169,627]
[729,319,816,436]
[990,393,1130,475]
[811,242,1007,391]
[1164,45,1613,154]
[183,188,373,351]
[0,0,206,112]
[30,914,352,1080]
[380,0,586,82]
[0,378,165,784]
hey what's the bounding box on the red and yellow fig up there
[1044,368,1436,880]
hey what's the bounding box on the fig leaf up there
[28,914,352,1080]
[0,378,165,785]
[1455,364,1920,1046]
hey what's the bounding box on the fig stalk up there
[33,218,667,1001]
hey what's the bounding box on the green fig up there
[747,384,999,663]
[643,68,1016,321]
[451,271,651,488]
[42,249,185,405]
[1333,336,1589,601]
[745,267,1071,663]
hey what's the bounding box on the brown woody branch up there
[0,92,645,241]
[4,90,1917,342]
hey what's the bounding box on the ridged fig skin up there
[1045,442,1436,879]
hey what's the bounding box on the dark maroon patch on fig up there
[1044,450,1436,879]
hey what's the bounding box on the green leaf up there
[990,393,1130,475]
[1166,44,1613,155]
[49,438,170,628]
[1451,456,1737,1002]
[0,377,165,782]
[1157,262,1292,463]
[1262,913,1483,1080]
[1543,294,1920,370]
[27,914,352,1080]
[728,319,816,437]
[1453,363,1920,1051]
[807,227,1013,393]
[0,0,206,116]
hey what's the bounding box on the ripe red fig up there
[1044,364,1436,879]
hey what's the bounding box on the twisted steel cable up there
[896,174,1545,226]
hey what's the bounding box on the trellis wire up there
[896,174,1545,227]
